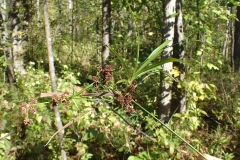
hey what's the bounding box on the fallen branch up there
[40,92,114,98]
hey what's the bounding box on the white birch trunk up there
[172,0,186,113]
[102,0,111,67]
[0,0,15,86]
[159,0,176,122]
[43,0,67,159]
[11,1,28,74]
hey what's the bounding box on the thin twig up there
[45,109,92,146]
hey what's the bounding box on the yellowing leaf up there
[148,32,154,36]
[177,84,182,88]
[199,95,205,100]
[36,114,43,123]
[197,50,203,56]
[169,142,175,155]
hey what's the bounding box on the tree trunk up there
[102,0,111,67]
[0,0,29,85]
[231,6,235,70]
[43,0,67,159]
[0,0,15,86]
[10,0,28,74]
[172,0,186,114]
[158,0,176,122]
[233,6,240,71]
[222,19,230,59]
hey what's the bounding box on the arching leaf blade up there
[134,40,170,78]
[135,58,184,78]
[108,46,131,79]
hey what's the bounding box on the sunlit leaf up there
[169,142,175,155]
[36,114,43,123]
[127,156,141,160]
[134,58,183,78]
[171,12,179,17]
[134,40,170,78]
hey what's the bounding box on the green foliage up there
[1,0,240,159]
[111,40,183,85]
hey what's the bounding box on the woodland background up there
[0,0,240,159]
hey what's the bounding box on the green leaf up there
[110,46,131,79]
[169,142,175,155]
[206,63,219,70]
[220,15,228,20]
[36,114,43,123]
[67,110,73,117]
[71,83,93,98]
[83,128,98,141]
[197,50,203,56]
[133,40,170,79]
[171,12,179,17]
[135,58,184,78]
[97,133,105,143]
[127,156,142,160]
[116,79,129,85]
[1,120,7,130]
[3,60,12,67]
[133,100,206,158]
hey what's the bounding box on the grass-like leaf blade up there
[135,58,183,78]
[133,40,170,79]
[109,46,131,79]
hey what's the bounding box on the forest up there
[0,0,240,159]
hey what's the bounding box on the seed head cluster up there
[52,91,71,106]
[116,91,135,113]
[93,65,137,113]
[128,80,137,92]
[20,98,38,126]
[97,65,113,85]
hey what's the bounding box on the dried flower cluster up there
[92,76,100,91]
[23,119,33,125]
[93,65,137,113]
[116,92,135,113]
[20,98,37,126]
[128,80,137,92]
[52,91,71,106]
[52,94,59,104]
[93,65,113,91]
[115,80,138,113]
[97,65,113,85]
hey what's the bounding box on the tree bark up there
[158,0,176,122]
[102,0,111,67]
[0,0,29,85]
[233,6,240,71]
[222,19,230,59]
[0,0,15,86]
[10,0,28,74]
[231,6,235,71]
[172,0,186,114]
[43,0,67,159]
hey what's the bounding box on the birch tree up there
[172,0,186,113]
[0,0,15,86]
[0,0,29,86]
[158,0,186,121]
[158,0,176,122]
[102,0,111,67]
[11,0,29,74]
[43,0,67,159]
